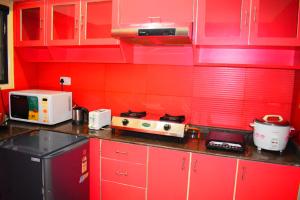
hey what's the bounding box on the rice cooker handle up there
[289,127,296,138]
[262,115,283,122]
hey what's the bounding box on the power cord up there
[60,78,64,91]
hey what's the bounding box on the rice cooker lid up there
[255,115,290,126]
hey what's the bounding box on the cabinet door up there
[195,0,250,45]
[81,0,119,45]
[14,1,46,46]
[89,138,100,200]
[47,0,80,45]
[249,0,300,46]
[235,160,300,200]
[148,147,189,200]
[189,153,237,200]
[113,0,193,27]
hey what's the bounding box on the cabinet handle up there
[253,6,257,23]
[193,160,198,172]
[241,166,246,181]
[81,15,84,29]
[115,150,128,155]
[75,18,79,30]
[244,11,248,26]
[40,19,43,29]
[181,157,186,171]
[148,16,161,23]
[115,171,128,176]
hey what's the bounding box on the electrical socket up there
[59,76,71,85]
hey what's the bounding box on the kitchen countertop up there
[0,120,299,167]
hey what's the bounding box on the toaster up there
[88,109,111,130]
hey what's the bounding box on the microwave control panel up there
[41,97,49,123]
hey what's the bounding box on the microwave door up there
[10,95,30,119]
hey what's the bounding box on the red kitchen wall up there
[0,50,38,113]
[35,63,295,130]
[292,71,300,144]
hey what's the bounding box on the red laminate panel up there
[145,95,192,123]
[89,138,100,200]
[105,64,147,93]
[146,65,193,96]
[291,71,300,134]
[192,67,246,100]
[244,68,295,103]
[191,97,245,129]
[195,47,295,66]
[104,92,147,116]
[134,46,194,66]
[114,0,193,27]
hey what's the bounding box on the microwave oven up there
[9,90,72,125]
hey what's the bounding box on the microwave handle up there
[68,96,71,111]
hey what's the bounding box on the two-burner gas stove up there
[111,111,187,138]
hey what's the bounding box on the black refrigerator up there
[0,130,89,200]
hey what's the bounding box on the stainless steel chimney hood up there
[111,23,193,45]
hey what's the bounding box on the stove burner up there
[159,114,185,123]
[120,110,147,118]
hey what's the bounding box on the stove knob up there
[164,124,171,131]
[122,119,129,126]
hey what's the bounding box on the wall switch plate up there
[60,76,71,85]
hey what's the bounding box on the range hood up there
[111,23,193,45]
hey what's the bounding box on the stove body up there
[111,111,186,138]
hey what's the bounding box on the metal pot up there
[250,115,294,152]
[72,106,89,125]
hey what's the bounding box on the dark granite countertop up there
[0,120,299,167]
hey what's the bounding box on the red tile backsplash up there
[34,63,295,130]
[146,65,193,96]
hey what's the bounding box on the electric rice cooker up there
[250,115,294,153]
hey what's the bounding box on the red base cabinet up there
[189,153,237,200]
[235,160,300,200]
[101,140,147,200]
[148,147,189,200]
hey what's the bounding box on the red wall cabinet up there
[195,0,300,46]
[80,0,119,45]
[14,0,46,46]
[47,0,81,45]
[249,0,300,46]
[112,0,194,28]
[189,153,237,200]
[195,0,250,45]
[15,0,117,46]
[235,160,300,200]
[101,140,147,200]
[147,147,189,200]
